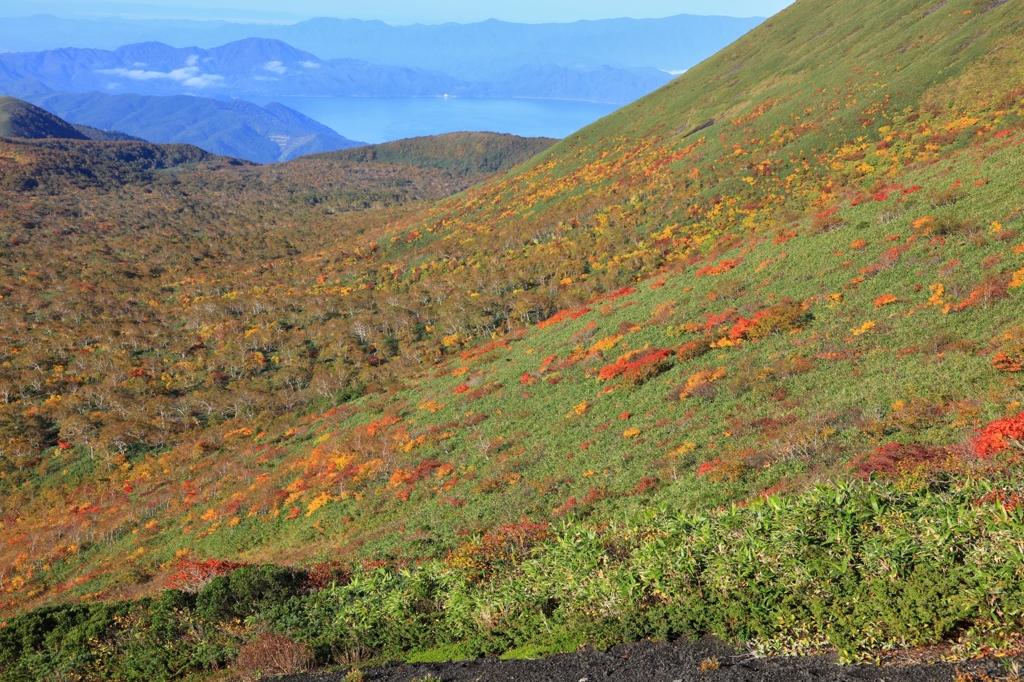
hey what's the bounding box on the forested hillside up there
[1,0,1024,678]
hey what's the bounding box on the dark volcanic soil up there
[281,637,1018,681]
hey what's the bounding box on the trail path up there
[282,636,1017,681]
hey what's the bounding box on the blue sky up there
[6,0,794,23]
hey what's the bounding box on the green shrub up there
[196,564,306,624]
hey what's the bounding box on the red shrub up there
[973,412,1024,459]
[677,338,713,362]
[811,207,843,233]
[460,339,509,362]
[234,632,312,677]
[850,443,952,479]
[951,275,1010,312]
[633,477,658,495]
[305,561,350,591]
[597,349,673,384]
[165,558,244,592]
[703,309,738,331]
[582,486,607,505]
[602,286,637,302]
[538,307,592,329]
[697,459,722,476]
[976,490,1024,511]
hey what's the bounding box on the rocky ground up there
[280,637,1021,681]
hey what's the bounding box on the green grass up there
[2,0,1024,677]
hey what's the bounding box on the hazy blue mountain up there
[0,39,464,99]
[0,38,673,104]
[26,91,364,163]
[227,15,763,80]
[0,14,762,80]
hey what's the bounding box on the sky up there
[5,0,794,23]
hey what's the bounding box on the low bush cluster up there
[5,469,1024,679]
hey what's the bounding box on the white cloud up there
[96,63,225,88]
[300,61,320,69]
[185,55,199,66]
[264,60,287,74]
[660,69,687,75]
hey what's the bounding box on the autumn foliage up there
[597,349,674,384]
[973,412,1024,459]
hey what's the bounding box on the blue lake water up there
[253,96,620,144]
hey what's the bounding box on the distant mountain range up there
[0,14,766,160]
[21,91,363,163]
[0,14,764,80]
[0,38,674,104]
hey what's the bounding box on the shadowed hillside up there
[0,96,85,140]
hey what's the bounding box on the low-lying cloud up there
[97,57,224,88]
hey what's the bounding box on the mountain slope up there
[1,0,1024,677]
[0,95,85,139]
[26,91,364,163]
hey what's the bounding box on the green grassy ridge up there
[3,473,1023,681]
[321,132,558,175]
[2,0,1024,636]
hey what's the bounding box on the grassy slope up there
[319,132,559,175]
[1,0,1023,661]
[161,0,1024,561]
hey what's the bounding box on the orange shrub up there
[728,301,808,342]
[992,352,1023,373]
[445,521,550,581]
[695,258,743,278]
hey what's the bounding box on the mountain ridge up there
[0,13,763,79]
[0,37,675,105]
[22,91,365,163]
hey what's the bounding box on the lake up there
[253,96,620,144]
